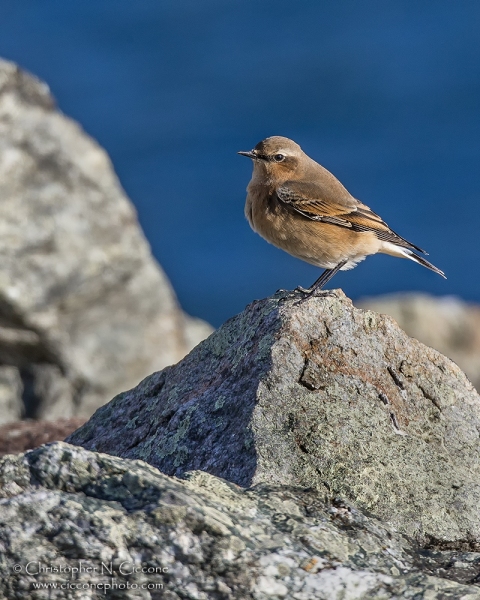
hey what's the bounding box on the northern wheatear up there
[239,136,445,297]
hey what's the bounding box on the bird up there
[238,136,445,298]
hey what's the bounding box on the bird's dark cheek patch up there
[282,158,298,169]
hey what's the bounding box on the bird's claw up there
[293,288,337,304]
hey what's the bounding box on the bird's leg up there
[295,260,347,300]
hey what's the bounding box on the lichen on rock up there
[68,290,480,548]
[1,442,480,599]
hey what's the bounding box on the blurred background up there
[1,0,479,327]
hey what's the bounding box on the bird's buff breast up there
[245,186,378,269]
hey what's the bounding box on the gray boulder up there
[356,293,480,391]
[0,58,211,421]
[1,442,480,599]
[68,290,480,546]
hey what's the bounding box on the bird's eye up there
[273,153,285,162]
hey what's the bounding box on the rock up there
[68,290,480,547]
[1,442,480,599]
[0,418,86,456]
[0,366,23,423]
[0,58,212,421]
[356,293,480,392]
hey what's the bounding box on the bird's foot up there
[295,285,312,294]
[276,287,337,304]
[294,287,337,304]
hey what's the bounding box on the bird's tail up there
[406,250,446,278]
[381,242,446,278]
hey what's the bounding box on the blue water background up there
[1,1,479,326]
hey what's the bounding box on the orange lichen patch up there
[300,557,319,572]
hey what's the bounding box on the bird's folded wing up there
[276,181,357,227]
[343,202,427,253]
[276,182,426,254]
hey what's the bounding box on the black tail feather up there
[406,250,446,278]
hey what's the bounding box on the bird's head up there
[238,136,304,184]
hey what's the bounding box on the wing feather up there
[276,182,426,254]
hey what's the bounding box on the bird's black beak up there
[237,150,256,159]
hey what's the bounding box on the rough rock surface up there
[1,442,480,599]
[0,58,212,421]
[357,293,480,391]
[68,290,480,547]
